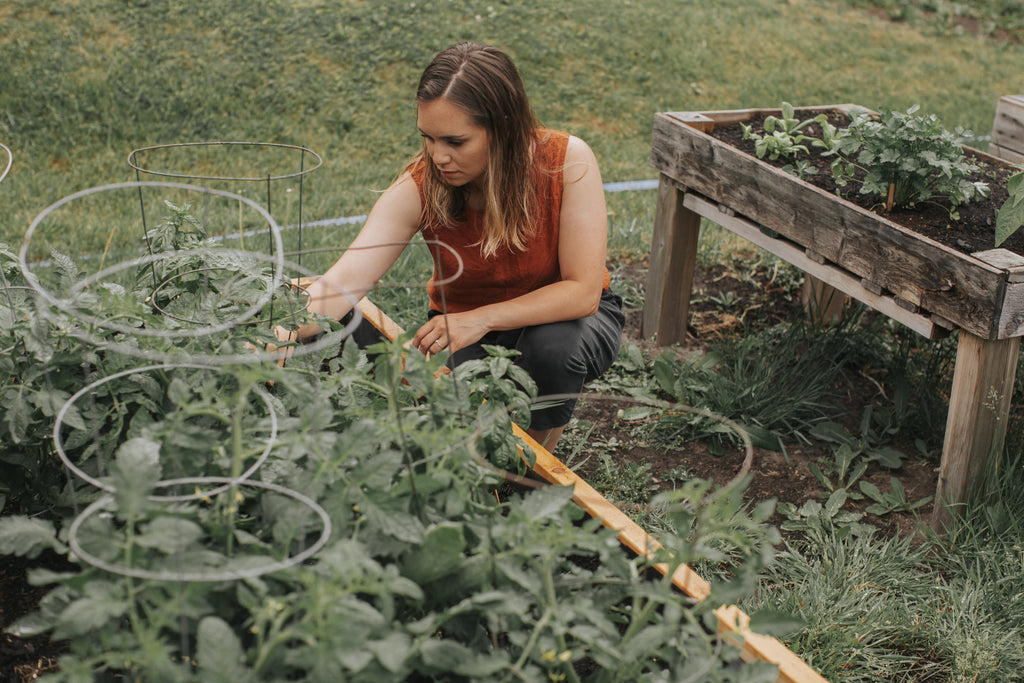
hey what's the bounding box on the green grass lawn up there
[2,0,1021,244]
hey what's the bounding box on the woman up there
[286,42,624,450]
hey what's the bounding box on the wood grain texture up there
[990,95,1024,163]
[933,333,1022,529]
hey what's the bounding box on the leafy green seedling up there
[741,102,832,165]
[859,477,932,517]
[831,106,990,215]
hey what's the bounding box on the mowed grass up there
[2,0,1021,247]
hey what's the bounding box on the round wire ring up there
[53,363,279,501]
[59,247,285,338]
[19,182,285,335]
[128,141,323,182]
[459,392,755,499]
[31,252,363,366]
[148,266,310,327]
[67,476,331,582]
[296,237,465,291]
[0,142,12,185]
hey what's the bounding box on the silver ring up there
[433,339,443,348]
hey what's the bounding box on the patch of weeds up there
[649,317,861,453]
[587,452,658,506]
[692,289,743,312]
[860,476,932,516]
[778,489,875,546]
[806,405,909,500]
[662,464,696,489]
[750,517,944,682]
[586,340,658,399]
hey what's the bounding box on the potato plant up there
[0,210,782,682]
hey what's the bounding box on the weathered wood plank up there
[802,276,850,326]
[933,332,1021,530]
[974,249,1024,337]
[642,176,701,345]
[682,192,948,339]
[990,95,1024,163]
[650,110,1017,339]
[715,604,829,683]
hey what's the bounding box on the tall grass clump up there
[647,313,872,452]
[743,439,1024,682]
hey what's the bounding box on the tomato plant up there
[0,205,781,681]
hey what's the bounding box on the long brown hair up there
[414,43,542,257]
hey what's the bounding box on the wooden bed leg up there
[801,275,848,326]
[642,175,701,346]
[932,332,1021,530]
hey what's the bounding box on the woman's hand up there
[412,312,488,356]
[266,324,299,366]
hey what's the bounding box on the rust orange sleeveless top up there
[414,129,607,314]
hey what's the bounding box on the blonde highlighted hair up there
[413,42,545,257]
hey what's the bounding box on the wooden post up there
[642,175,701,345]
[932,332,1021,529]
[989,95,1024,164]
[800,275,849,326]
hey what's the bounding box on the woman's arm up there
[411,135,608,354]
[286,173,422,340]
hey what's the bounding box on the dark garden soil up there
[709,109,1024,257]
[1,554,67,681]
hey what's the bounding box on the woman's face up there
[417,98,490,189]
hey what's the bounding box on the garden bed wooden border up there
[643,105,1023,530]
[350,296,827,683]
[990,95,1024,164]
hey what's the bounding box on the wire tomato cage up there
[0,142,12,185]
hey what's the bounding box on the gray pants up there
[434,289,625,430]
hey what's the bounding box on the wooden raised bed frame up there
[350,297,827,683]
[644,105,1023,530]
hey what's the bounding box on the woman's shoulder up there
[536,129,596,165]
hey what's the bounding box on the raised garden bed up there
[644,104,1023,529]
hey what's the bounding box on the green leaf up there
[868,446,905,469]
[619,405,659,422]
[401,522,465,585]
[110,437,162,521]
[824,488,847,517]
[858,480,884,503]
[995,184,1024,246]
[366,632,413,673]
[4,389,33,444]
[134,516,205,554]
[54,581,128,639]
[8,610,55,638]
[0,515,66,558]
[420,639,508,677]
[518,484,573,521]
[197,616,256,682]
[809,421,854,446]
[735,422,782,451]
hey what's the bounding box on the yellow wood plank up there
[513,424,712,602]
